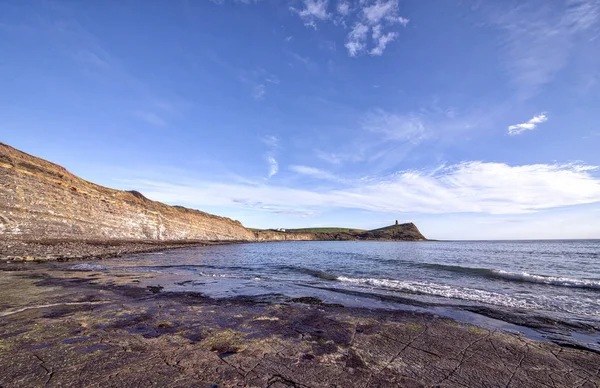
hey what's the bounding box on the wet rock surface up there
[0,237,232,263]
[1,267,599,387]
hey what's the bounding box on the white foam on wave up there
[492,270,600,289]
[120,267,166,274]
[198,271,247,279]
[69,263,107,271]
[336,276,539,309]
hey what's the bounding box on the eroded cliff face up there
[0,143,255,241]
[254,230,317,241]
[0,143,428,244]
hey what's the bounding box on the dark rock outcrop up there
[1,268,598,388]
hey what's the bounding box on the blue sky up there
[2,0,600,239]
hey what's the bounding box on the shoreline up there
[0,237,434,264]
[0,237,243,263]
[3,239,599,352]
[1,265,600,387]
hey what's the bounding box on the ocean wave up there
[492,270,600,290]
[420,263,496,276]
[275,265,338,281]
[115,264,255,275]
[132,264,251,271]
[196,271,260,280]
[420,263,600,290]
[198,272,238,278]
[336,276,538,309]
[121,267,166,274]
[69,264,107,271]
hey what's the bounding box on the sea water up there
[71,240,600,329]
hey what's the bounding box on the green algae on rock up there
[1,267,600,387]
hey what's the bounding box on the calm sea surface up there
[72,240,600,327]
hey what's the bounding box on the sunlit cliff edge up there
[0,143,427,243]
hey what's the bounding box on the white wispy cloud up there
[288,51,319,72]
[262,135,280,178]
[370,31,397,56]
[267,156,279,178]
[208,0,262,4]
[127,162,600,216]
[232,199,318,218]
[362,109,427,142]
[483,0,600,99]
[74,50,111,70]
[291,0,330,27]
[264,76,280,84]
[291,0,408,57]
[337,1,350,15]
[345,23,369,56]
[347,0,409,56]
[508,113,548,135]
[261,135,280,148]
[289,165,344,182]
[309,108,431,172]
[363,0,408,25]
[252,84,266,100]
[234,67,280,100]
[315,150,343,164]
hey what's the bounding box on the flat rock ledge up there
[0,238,233,263]
[1,268,599,388]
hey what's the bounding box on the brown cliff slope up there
[355,222,427,241]
[260,223,428,241]
[0,143,255,241]
[308,223,426,241]
[255,230,317,241]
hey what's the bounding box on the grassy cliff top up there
[286,227,367,233]
[249,223,427,241]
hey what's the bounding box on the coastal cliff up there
[254,230,317,241]
[0,143,427,250]
[0,143,255,241]
[283,223,427,241]
[355,223,427,241]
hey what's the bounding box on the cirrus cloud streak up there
[126,161,600,216]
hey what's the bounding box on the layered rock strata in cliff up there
[0,143,254,241]
[0,143,428,247]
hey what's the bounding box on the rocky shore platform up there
[0,237,235,263]
[1,262,599,387]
